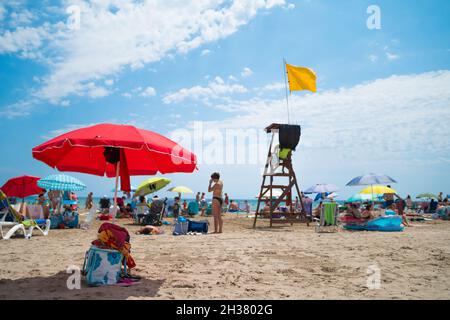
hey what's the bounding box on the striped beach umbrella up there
[38,174,86,191]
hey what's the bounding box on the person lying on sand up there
[135,225,164,235]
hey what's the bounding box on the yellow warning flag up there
[285,63,317,92]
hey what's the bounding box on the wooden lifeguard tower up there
[253,123,308,228]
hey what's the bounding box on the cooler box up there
[83,246,124,286]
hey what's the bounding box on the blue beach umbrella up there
[346,173,397,186]
[38,174,86,191]
[305,184,339,194]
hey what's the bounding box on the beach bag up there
[83,245,124,286]
[50,213,63,229]
[187,219,208,234]
[173,220,189,235]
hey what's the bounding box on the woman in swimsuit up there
[208,172,223,233]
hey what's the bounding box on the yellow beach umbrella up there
[168,186,193,199]
[135,177,171,197]
[359,185,397,195]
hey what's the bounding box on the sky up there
[0,0,449,200]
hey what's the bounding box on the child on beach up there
[173,197,180,218]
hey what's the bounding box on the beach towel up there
[92,223,136,269]
[324,203,337,225]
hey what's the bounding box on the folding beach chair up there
[315,202,339,233]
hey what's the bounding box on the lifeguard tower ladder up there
[253,123,308,228]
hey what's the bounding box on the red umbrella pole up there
[112,161,120,223]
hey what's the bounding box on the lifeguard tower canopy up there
[265,123,301,151]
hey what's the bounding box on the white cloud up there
[201,49,211,56]
[386,51,399,60]
[0,26,48,57]
[85,84,110,98]
[140,86,157,97]
[104,79,114,86]
[0,0,286,104]
[0,100,35,119]
[241,67,253,77]
[171,70,450,163]
[10,9,35,26]
[122,92,132,99]
[259,82,285,92]
[163,76,248,105]
[368,54,378,63]
[228,75,238,81]
[286,3,296,10]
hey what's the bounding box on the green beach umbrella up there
[416,193,438,200]
[135,177,171,197]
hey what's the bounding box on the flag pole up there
[283,58,291,124]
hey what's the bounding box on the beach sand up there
[1,213,449,300]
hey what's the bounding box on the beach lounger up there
[0,192,50,239]
[0,191,31,239]
[315,202,339,233]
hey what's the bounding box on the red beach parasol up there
[1,175,44,199]
[32,123,197,214]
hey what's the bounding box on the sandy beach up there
[1,213,449,300]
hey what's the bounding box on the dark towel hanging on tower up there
[279,124,301,151]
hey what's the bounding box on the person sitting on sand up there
[229,200,239,212]
[99,196,111,214]
[345,203,362,219]
[361,203,375,220]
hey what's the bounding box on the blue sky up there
[0,0,449,200]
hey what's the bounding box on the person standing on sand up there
[224,193,229,208]
[200,192,207,216]
[85,192,94,210]
[208,172,223,233]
